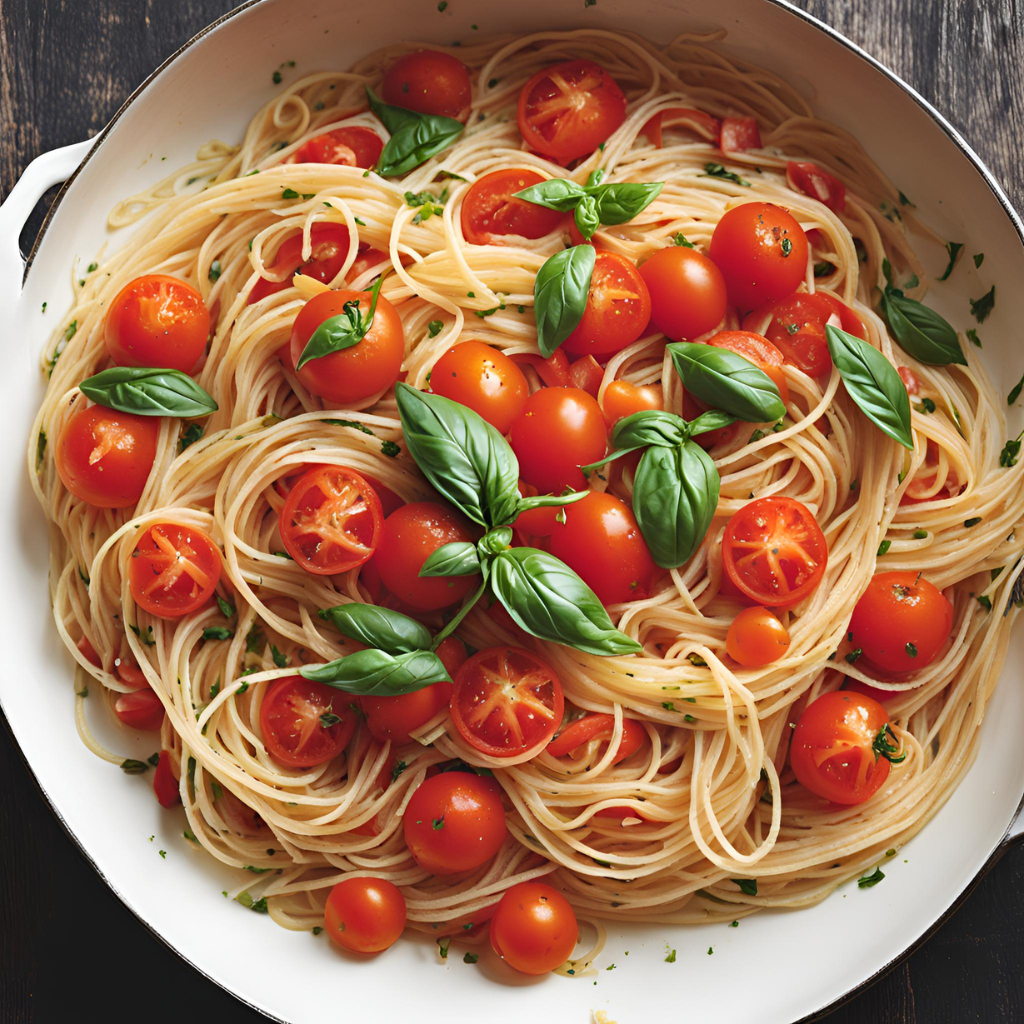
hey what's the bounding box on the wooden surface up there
[2,1,1023,1021]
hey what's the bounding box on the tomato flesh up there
[293,126,383,168]
[787,161,846,213]
[249,224,353,305]
[259,676,357,769]
[114,689,165,732]
[461,168,566,245]
[546,713,647,765]
[152,752,181,808]
[129,522,222,618]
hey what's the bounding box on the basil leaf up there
[825,325,913,449]
[299,647,450,695]
[296,276,384,369]
[632,441,719,569]
[611,409,687,450]
[515,490,589,513]
[319,603,432,653]
[367,87,463,176]
[513,178,587,211]
[489,547,641,656]
[589,181,663,225]
[667,343,785,423]
[419,541,482,578]
[574,195,600,241]
[686,410,737,435]
[938,241,964,281]
[79,367,218,418]
[880,290,965,366]
[395,383,520,527]
[534,245,596,358]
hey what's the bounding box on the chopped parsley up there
[970,285,996,323]
[967,328,982,348]
[463,952,479,964]
[1008,371,1024,406]
[780,237,793,257]
[732,878,758,896]
[35,431,47,471]
[974,253,985,268]
[665,949,677,963]
[325,418,375,435]
[179,423,204,451]
[877,540,891,556]
[381,439,401,457]
[905,642,918,658]
[1000,431,1024,467]
[120,759,150,774]
[700,163,750,187]
[391,760,408,781]
[673,233,695,248]
[271,644,288,668]
[857,867,885,889]
[202,627,233,641]
[217,595,236,618]
[428,320,444,337]
[917,397,936,413]
[209,260,222,282]
[913,530,929,539]
[938,241,963,281]
[964,516,982,528]
[845,648,863,664]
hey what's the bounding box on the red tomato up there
[900,439,962,504]
[115,656,149,690]
[509,349,571,387]
[430,341,529,434]
[279,465,383,575]
[360,473,405,518]
[640,107,721,148]
[347,246,390,284]
[259,675,357,769]
[708,330,789,406]
[450,647,564,758]
[709,203,809,311]
[55,405,159,509]
[152,752,181,808]
[403,771,507,874]
[568,355,603,397]
[250,225,354,305]
[720,116,761,153]
[639,246,727,341]
[844,679,902,705]
[848,571,953,676]
[381,50,472,121]
[77,635,102,669]
[374,502,479,611]
[104,274,209,373]
[490,882,578,975]
[129,522,222,618]
[548,491,655,604]
[562,251,651,358]
[293,127,383,168]
[787,161,846,213]
[324,877,406,953]
[273,462,402,518]
[114,689,165,731]
[726,606,791,666]
[461,168,566,245]
[546,713,646,764]
[600,380,663,427]
[721,497,828,607]
[790,691,902,805]
[509,387,606,493]
[517,59,627,165]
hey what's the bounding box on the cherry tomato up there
[250,225,354,305]
[790,691,902,805]
[787,161,846,213]
[567,355,602,397]
[289,288,404,405]
[381,49,472,121]
[562,251,651,358]
[324,877,407,953]
[546,713,647,764]
[708,330,789,406]
[709,203,809,311]
[639,245,727,341]
[510,349,571,388]
[115,656,149,690]
[114,689,165,731]
[461,168,566,245]
[517,59,626,165]
[509,387,606,493]
[548,491,655,604]
[403,771,507,874]
[259,675,357,769]
[430,341,529,434]
[373,502,479,611]
[55,405,159,509]
[900,438,962,504]
[129,522,222,618]
[844,679,901,705]
[848,571,954,676]
[490,882,578,975]
[152,751,180,808]
[450,647,564,758]
[726,606,791,667]
[77,635,102,668]
[720,116,761,153]
[104,274,210,373]
[293,127,384,168]
[722,496,827,607]
[600,380,663,427]
[640,107,721,148]
[279,465,383,575]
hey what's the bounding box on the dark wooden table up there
[2,2,1023,1021]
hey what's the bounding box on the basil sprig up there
[879,260,965,366]
[296,275,384,369]
[667,343,785,423]
[825,324,913,449]
[367,87,463,177]
[533,245,596,358]
[79,367,217,418]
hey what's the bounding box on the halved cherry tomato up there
[790,691,902,805]
[562,250,651,358]
[568,355,603,397]
[721,496,828,607]
[114,689,165,731]
[273,462,402,519]
[517,59,626,165]
[259,675,357,769]
[324,877,407,953]
[129,522,222,618]
[55,405,159,509]
[844,679,902,705]
[381,50,472,121]
[403,771,507,874]
[547,713,647,764]
[639,245,727,341]
[450,647,564,758]
[249,224,353,305]
[152,751,181,808]
[787,161,846,213]
[900,439,962,504]
[708,330,789,406]
[77,635,102,668]
[600,380,663,427]
[115,656,149,690]
[279,465,383,575]
[510,349,571,388]
[726,606,791,666]
[720,116,761,153]
[293,126,383,168]
[104,274,209,373]
[490,882,578,975]
[461,169,566,245]
[639,107,721,148]
[430,341,529,434]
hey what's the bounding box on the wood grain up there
[2,2,1024,1022]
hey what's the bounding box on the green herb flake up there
[272,71,282,84]
[978,595,993,611]
[665,949,677,963]
[159,849,167,859]
[673,233,695,248]
[964,516,982,528]
[970,285,996,323]
[437,937,451,959]
[463,952,479,964]
[1008,373,1024,406]
[974,253,985,268]
[845,648,863,664]
[35,430,47,471]
[857,867,885,889]
[428,320,444,337]
[732,878,758,896]
[183,829,199,844]
[209,260,222,283]
[324,418,375,435]
[179,423,204,451]
[312,926,324,935]
[64,320,78,342]
[271,644,288,668]
[967,328,982,348]
[202,626,233,641]
[938,241,964,281]
[217,595,236,618]
[1000,432,1023,467]
[432,817,445,830]
[707,946,714,955]
[700,163,750,187]
[120,759,150,775]
[905,641,918,657]
[381,439,401,457]
[877,540,891,556]
[913,529,928,539]
[780,237,793,257]
[917,397,936,413]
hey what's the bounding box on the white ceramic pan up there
[3,1,1023,1021]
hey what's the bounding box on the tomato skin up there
[517,59,627,165]
[363,677,453,745]
[562,251,651,359]
[381,50,472,121]
[790,691,896,805]
[600,380,663,427]
[430,342,529,435]
[546,713,647,765]
[403,772,507,874]
[720,116,761,153]
[152,752,181,808]
[568,355,603,398]
[104,274,210,373]
[509,349,571,388]
[548,491,655,604]
[114,689,165,731]
[726,606,791,667]
[293,126,384,168]
[461,169,566,245]
[259,676,357,769]
[639,246,727,341]
[509,387,607,494]
[250,224,354,305]
[844,679,901,705]
[787,161,846,213]
[324,877,406,953]
[848,572,954,675]
[490,882,578,975]
[709,203,809,311]
[129,522,222,618]
[640,107,722,148]
[55,405,159,509]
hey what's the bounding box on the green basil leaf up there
[632,441,719,569]
[395,383,520,527]
[589,181,663,225]
[319,603,432,653]
[296,276,384,369]
[367,87,463,176]
[79,367,218,418]
[514,490,590,514]
[534,245,596,357]
[667,343,785,423]
[686,410,738,435]
[513,178,588,211]
[489,548,641,656]
[299,647,451,695]
[574,195,600,241]
[419,541,482,578]
[880,290,966,366]
[611,409,687,450]
[825,325,913,449]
